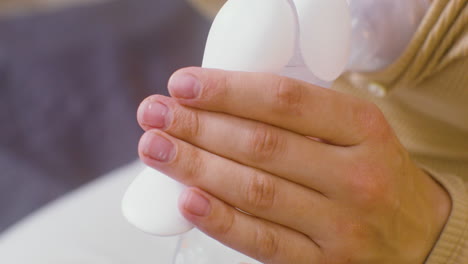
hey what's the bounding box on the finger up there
[167,67,376,146]
[178,188,323,264]
[138,130,333,239]
[137,95,347,194]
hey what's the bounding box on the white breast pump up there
[121,0,429,262]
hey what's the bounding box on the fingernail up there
[180,189,211,217]
[168,73,201,99]
[142,133,175,162]
[141,101,170,129]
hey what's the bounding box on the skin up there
[137,67,451,264]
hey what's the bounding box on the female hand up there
[137,67,451,264]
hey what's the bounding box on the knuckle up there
[345,162,388,209]
[352,102,390,138]
[247,124,284,163]
[176,147,205,183]
[172,108,202,139]
[202,70,230,100]
[211,207,236,237]
[245,171,276,210]
[271,77,304,115]
[254,226,280,262]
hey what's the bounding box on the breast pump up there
[121,0,430,263]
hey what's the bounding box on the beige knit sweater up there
[190,0,468,263]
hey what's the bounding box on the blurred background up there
[0,0,211,232]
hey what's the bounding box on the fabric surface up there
[0,0,210,232]
[192,0,468,263]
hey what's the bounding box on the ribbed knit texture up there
[190,0,468,262]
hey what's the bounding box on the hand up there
[137,68,451,264]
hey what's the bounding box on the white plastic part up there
[121,167,193,236]
[122,0,352,237]
[202,0,296,73]
[293,0,351,82]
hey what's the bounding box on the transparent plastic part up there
[347,0,430,72]
[172,0,430,263]
[173,229,262,264]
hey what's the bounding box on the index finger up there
[168,67,379,146]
